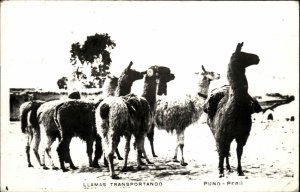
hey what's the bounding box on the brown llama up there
[206,42,260,177]
[145,67,175,157]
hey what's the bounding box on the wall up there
[10,88,102,121]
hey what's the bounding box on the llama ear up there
[146,69,154,77]
[235,42,244,53]
[107,75,113,79]
[127,61,133,69]
[201,65,206,72]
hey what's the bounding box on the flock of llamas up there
[20,42,263,179]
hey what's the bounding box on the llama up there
[120,66,175,170]
[37,99,70,170]
[146,67,175,157]
[48,61,144,171]
[205,42,260,177]
[53,100,97,171]
[96,93,152,179]
[144,65,220,166]
[19,100,45,167]
[96,66,174,179]
[95,74,124,161]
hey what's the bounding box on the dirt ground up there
[1,108,298,192]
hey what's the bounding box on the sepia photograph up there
[1,1,299,192]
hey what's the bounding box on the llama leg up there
[105,136,120,179]
[65,139,78,170]
[121,134,131,172]
[173,145,179,162]
[45,138,58,170]
[115,148,124,160]
[92,134,102,168]
[86,138,93,167]
[103,154,108,167]
[139,136,153,165]
[103,135,121,168]
[136,147,144,170]
[236,141,245,176]
[177,131,188,166]
[135,136,151,170]
[25,133,34,167]
[136,137,146,166]
[57,141,67,172]
[57,136,72,172]
[218,155,225,178]
[40,128,49,170]
[147,124,158,157]
[179,144,188,166]
[106,152,119,179]
[32,130,42,166]
[225,156,232,172]
[225,142,232,172]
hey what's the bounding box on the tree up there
[70,33,116,88]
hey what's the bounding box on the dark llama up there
[205,42,260,177]
[144,66,176,157]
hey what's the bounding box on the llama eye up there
[147,69,154,77]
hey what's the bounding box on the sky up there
[1,1,299,97]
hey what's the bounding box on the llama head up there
[142,65,174,95]
[104,74,119,91]
[196,65,220,81]
[118,61,144,85]
[143,65,174,80]
[231,42,260,68]
[115,61,144,96]
[156,66,175,96]
[143,65,160,81]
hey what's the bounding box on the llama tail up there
[20,101,33,133]
[96,97,128,139]
[29,101,45,130]
[20,100,45,133]
[53,102,65,129]
[99,103,110,119]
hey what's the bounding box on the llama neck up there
[102,80,118,97]
[194,75,210,108]
[141,77,157,111]
[197,75,210,97]
[227,61,248,97]
[184,75,211,122]
[115,81,132,97]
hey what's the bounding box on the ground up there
[0,110,298,192]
